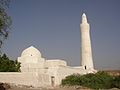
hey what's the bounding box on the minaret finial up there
[82,13,88,23]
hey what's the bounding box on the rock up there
[0,82,11,90]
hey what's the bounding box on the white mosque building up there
[0,13,96,87]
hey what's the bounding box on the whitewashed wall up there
[0,72,51,87]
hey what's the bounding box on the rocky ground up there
[0,82,119,90]
[0,83,90,90]
[7,86,90,90]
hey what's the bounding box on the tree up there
[15,60,21,72]
[0,0,11,48]
[0,54,21,72]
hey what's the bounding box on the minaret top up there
[82,13,88,23]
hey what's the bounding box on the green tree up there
[0,54,21,72]
[0,0,11,48]
[15,60,21,72]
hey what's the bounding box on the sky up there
[2,0,120,70]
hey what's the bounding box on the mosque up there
[0,13,96,87]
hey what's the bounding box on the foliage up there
[61,71,120,89]
[112,75,120,88]
[0,54,21,72]
[61,74,82,86]
[0,0,11,48]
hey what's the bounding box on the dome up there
[21,46,41,57]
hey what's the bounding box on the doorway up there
[85,65,87,70]
[51,76,55,87]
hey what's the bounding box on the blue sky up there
[2,0,120,70]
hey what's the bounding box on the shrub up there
[112,75,120,89]
[61,74,81,86]
[61,71,114,89]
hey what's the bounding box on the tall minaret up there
[80,13,94,70]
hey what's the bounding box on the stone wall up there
[0,72,51,87]
[55,66,86,85]
[45,66,87,86]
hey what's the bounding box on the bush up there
[112,75,120,88]
[61,74,82,86]
[61,71,114,89]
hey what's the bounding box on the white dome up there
[21,46,41,57]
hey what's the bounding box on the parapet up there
[45,59,67,67]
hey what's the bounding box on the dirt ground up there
[0,83,119,90]
[2,84,90,90]
[8,86,90,90]
[8,86,120,90]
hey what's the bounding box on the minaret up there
[80,13,94,70]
